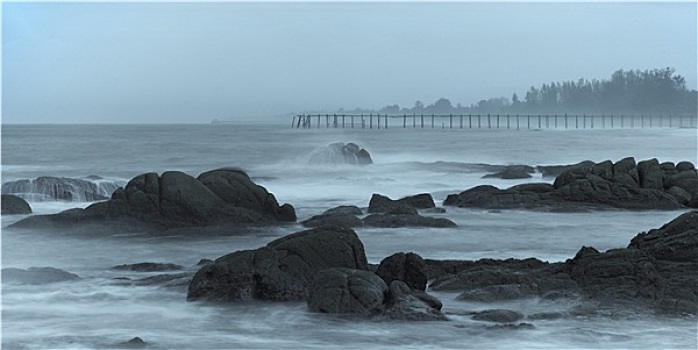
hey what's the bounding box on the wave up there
[1,175,127,202]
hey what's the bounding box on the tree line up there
[320,68,697,116]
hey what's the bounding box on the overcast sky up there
[3,1,696,123]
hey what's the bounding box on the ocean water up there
[1,123,697,349]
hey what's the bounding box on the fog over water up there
[3,2,697,123]
[1,124,697,349]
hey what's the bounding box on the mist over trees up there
[314,68,697,116]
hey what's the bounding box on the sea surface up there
[1,123,697,349]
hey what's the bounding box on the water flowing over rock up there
[187,226,368,301]
[444,157,696,210]
[12,168,296,230]
[1,194,32,215]
[308,142,372,165]
[1,176,126,202]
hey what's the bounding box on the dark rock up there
[111,262,183,272]
[308,142,373,165]
[627,211,698,262]
[382,280,447,321]
[306,270,446,321]
[187,226,368,302]
[2,267,80,285]
[482,165,534,180]
[12,168,296,230]
[368,193,436,213]
[363,212,457,228]
[323,205,363,216]
[375,252,428,291]
[676,161,696,172]
[1,176,124,202]
[1,194,32,215]
[667,186,692,205]
[197,259,214,266]
[456,284,538,302]
[660,162,676,171]
[486,322,535,330]
[471,309,524,323]
[307,268,387,316]
[538,161,595,178]
[301,213,363,228]
[119,337,147,349]
[301,206,364,228]
[446,158,689,210]
[637,158,664,190]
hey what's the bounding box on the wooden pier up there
[292,113,698,130]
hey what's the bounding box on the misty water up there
[2,124,697,349]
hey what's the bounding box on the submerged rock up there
[2,267,80,285]
[111,262,184,272]
[471,309,524,323]
[1,194,32,215]
[12,168,296,231]
[301,206,364,228]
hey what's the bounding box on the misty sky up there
[3,2,697,124]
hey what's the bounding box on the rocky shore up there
[187,211,697,318]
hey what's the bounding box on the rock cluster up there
[12,168,296,230]
[301,194,456,229]
[426,211,698,315]
[444,158,697,210]
[187,226,445,320]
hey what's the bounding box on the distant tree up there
[380,104,400,114]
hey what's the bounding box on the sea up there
[1,123,697,349]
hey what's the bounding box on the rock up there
[367,193,436,213]
[471,309,524,323]
[1,176,125,202]
[676,161,696,172]
[667,186,691,205]
[456,284,538,302]
[1,194,32,215]
[537,161,595,178]
[486,322,535,330]
[323,205,363,216]
[445,158,691,210]
[118,337,147,349]
[187,226,368,302]
[362,212,457,228]
[307,271,446,321]
[111,262,183,272]
[301,206,363,228]
[627,211,698,262]
[637,158,664,190]
[2,267,80,285]
[482,165,534,180]
[375,252,428,291]
[307,268,387,316]
[12,168,296,230]
[197,259,214,266]
[382,280,447,321]
[308,142,373,165]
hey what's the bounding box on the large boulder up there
[12,168,296,230]
[187,226,368,302]
[1,194,32,215]
[445,158,692,210]
[308,142,372,165]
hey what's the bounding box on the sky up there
[2,1,697,124]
